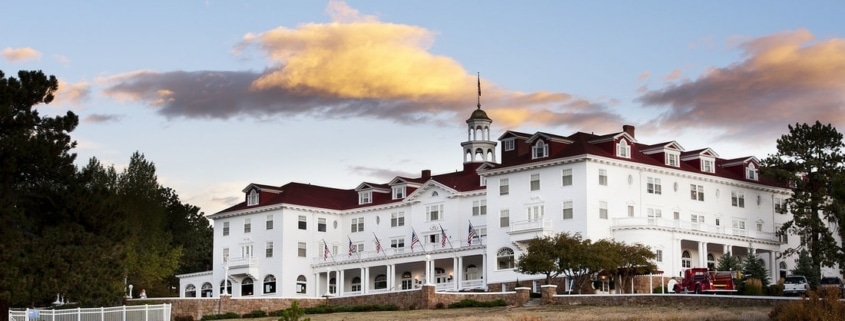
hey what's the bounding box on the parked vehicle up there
[819,276,844,297]
[783,275,809,296]
[674,268,738,294]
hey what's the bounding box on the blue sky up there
[3,1,844,215]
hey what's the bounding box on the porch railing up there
[612,217,778,242]
[9,304,171,321]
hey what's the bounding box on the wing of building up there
[177,99,813,298]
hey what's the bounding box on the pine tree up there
[742,250,770,287]
[791,249,821,287]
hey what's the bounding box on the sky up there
[3,1,845,216]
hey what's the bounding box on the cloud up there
[100,1,617,130]
[83,113,123,124]
[663,69,682,82]
[348,165,415,182]
[52,80,91,108]
[2,47,42,62]
[638,29,845,144]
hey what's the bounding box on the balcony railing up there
[612,217,778,242]
[312,239,485,264]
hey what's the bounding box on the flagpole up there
[439,224,455,249]
[411,227,427,254]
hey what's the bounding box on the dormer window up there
[665,152,679,167]
[247,189,259,206]
[392,186,406,199]
[701,158,715,173]
[532,140,548,159]
[616,140,631,158]
[746,163,758,181]
[503,139,515,151]
[359,191,372,204]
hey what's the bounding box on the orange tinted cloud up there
[101,1,618,130]
[638,29,845,143]
[2,47,42,62]
[52,80,91,108]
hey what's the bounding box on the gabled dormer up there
[525,132,573,160]
[586,125,637,158]
[498,130,532,165]
[681,148,719,174]
[354,182,390,205]
[641,141,685,167]
[722,157,761,181]
[241,184,283,207]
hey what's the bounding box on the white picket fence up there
[8,304,171,321]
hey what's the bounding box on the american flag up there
[440,225,447,248]
[467,222,477,245]
[323,242,330,261]
[348,237,354,256]
[410,231,420,251]
[374,236,382,253]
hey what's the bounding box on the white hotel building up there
[178,104,817,298]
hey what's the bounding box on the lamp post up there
[128,284,134,298]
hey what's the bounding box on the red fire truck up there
[673,268,738,294]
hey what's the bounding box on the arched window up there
[201,282,213,297]
[401,271,413,290]
[616,140,630,158]
[374,274,387,289]
[329,277,337,294]
[681,251,691,268]
[241,278,254,296]
[264,275,276,294]
[497,247,515,270]
[779,261,787,270]
[351,277,362,292]
[707,253,715,269]
[532,140,548,159]
[296,275,307,294]
[185,284,197,297]
[466,264,479,280]
[219,279,232,295]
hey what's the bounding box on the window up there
[616,140,630,158]
[298,215,307,230]
[702,159,715,173]
[757,222,763,232]
[673,211,679,220]
[707,253,715,269]
[401,271,413,290]
[318,218,326,232]
[648,208,662,223]
[391,212,405,227]
[201,283,213,297]
[599,201,608,219]
[351,217,364,232]
[264,275,276,294]
[297,242,306,257]
[497,247,515,270]
[241,244,253,257]
[691,214,704,223]
[247,189,259,206]
[627,205,634,217]
[527,205,544,221]
[681,250,691,268]
[426,204,443,221]
[391,238,405,249]
[598,169,608,186]
[715,218,721,226]
[375,275,387,289]
[296,275,307,294]
[690,184,704,201]
[562,168,573,186]
[732,219,746,230]
[655,249,663,263]
[244,218,251,233]
[472,200,487,216]
[532,140,548,159]
[350,242,363,254]
[530,173,541,191]
[731,191,745,208]
[222,248,229,262]
[185,284,197,297]
[242,279,253,297]
[220,280,232,295]
[351,277,361,292]
[774,197,785,213]
[359,191,372,204]
[266,215,274,230]
[503,139,515,151]
[666,153,679,167]
[266,241,273,258]
[499,178,509,195]
[647,177,662,195]
[222,222,230,236]
[500,209,510,227]
[392,186,405,199]
[778,227,789,244]
[563,201,573,219]
[746,163,758,180]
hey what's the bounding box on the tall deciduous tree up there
[762,121,845,278]
[517,235,561,284]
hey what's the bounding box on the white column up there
[339,269,345,296]
[482,253,487,287]
[701,242,708,268]
[361,267,367,294]
[314,272,319,297]
[453,257,459,291]
[425,255,432,285]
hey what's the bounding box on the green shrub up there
[770,289,845,320]
[174,315,194,321]
[278,301,310,321]
[652,286,665,294]
[767,284,784,296]
[448,298,507,309]
[241,310,267,318]
[302,303,398,315]
[200,312,240,321]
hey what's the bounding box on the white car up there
[783,275,809,296]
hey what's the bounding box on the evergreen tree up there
[742,250,770,287]
[792,249,821,287]
[762,121,845,277]
[717,252,742,272]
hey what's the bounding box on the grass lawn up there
[246,304,772,321]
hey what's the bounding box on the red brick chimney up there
[421,169,431,179]
[623,125,635,138]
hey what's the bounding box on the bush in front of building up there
[298,303,399,315]
[743,278,764,295]
[769,289,845,321]
[199,312,240,321]
[767,283,784,296]
[241,310,267,318]
[447,298,507,308]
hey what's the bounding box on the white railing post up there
[122,305,126,321]
[145,304,149,321]
[101,306,105,321]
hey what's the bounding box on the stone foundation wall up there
[544,293,792,307]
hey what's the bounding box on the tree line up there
[1,70,212,308]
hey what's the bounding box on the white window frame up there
[647,177,662,195]
[318,218,327,232]
[500,209,510,227]
[532,140,548,159]
[247,189,259,206]
[562,168,573,186]
[359,191,372,204]
[599,201,608,219]
[690,184,704,201]
[472,200,487,216]
[499,178,509,195]
[298,215,306,230]
[266,241,273,258]
[391,212,405,227]
[563,201,573,219]
[666,152,679,167]
[297,242,306,257]
[530,173,541,191]
[390,238,405,249]
[527,204,544,221]
[426,204,444,221]
[655,249,663,263]
[392,185,405,199]
[266,214,274,230]
[598,169,608,186]
[503,139,515,151]
[616,140,630,158]
[731,191,745,208]
[702,158,715,173]
[244,218,251,233]
[222,221,230,236]
[746,163,759,181]
[351,217,364,233]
